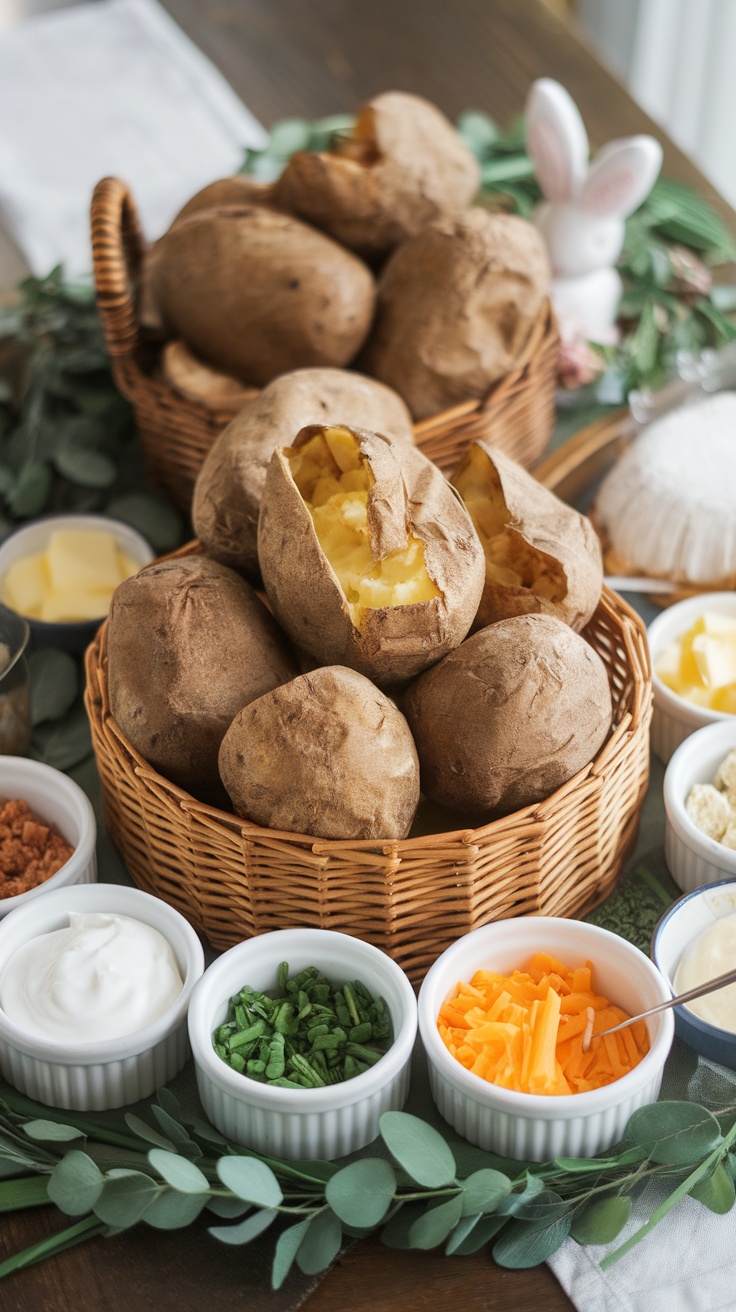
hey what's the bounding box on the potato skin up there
[192,368,414,583]
[218,665,420,840]
[107,555,297,798]
[452,441,603,632]
[402,614,613,816]
[149,205,376,386]
[361,210,550,420]
[257,427,486,687]
[273,91,479,261]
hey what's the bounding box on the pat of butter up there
[2,530,141,624]
[692,633,736,689]
[47,529,122,593]
[655,611,736,712]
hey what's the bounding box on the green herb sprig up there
[214,964,392,1087]
[1,1081,736,1285]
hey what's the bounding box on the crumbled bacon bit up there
[0,799,75,898]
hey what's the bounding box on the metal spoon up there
[581,964,736,1053]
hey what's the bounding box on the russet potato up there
[107,555,297,799]
[218,665,420,839]
[273,91,479,261]
[452,441,603,632]
[402,614,613,816]
[192,367,414,584]
[148,205,376,387]
[257,423,485,686]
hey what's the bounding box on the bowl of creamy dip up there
[0,882,205,1109]
[652,879,736,1068]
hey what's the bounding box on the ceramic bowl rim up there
[0,883,205,1062]
[418,917,674,1119]
[188,928,418,1112]
[652,878,736,1043]
[0,757,97,916]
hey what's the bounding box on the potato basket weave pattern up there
[90,177,559,513]
[85,582,651,986]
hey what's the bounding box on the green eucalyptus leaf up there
[296,1208,342,1275]
[456,109,499,155]
[492,1212,572,1269]
[7,463,52,517]
[272,1218,311,1290]
[497,1173,545,1216]
[206,1196,251,1219]
[147,1150,209,1195]
[47,1151,104,1216]
[30,701,92,771]
[447,1213,508,1255]
[187,1118,228,1148]
[155,1088,184,1120]
[208,1207,278,1245]
[325,1158,396,1227]
[570,1195,632,1245]
[408,1194,464,1250]
[150,1104,194,1146]
[505,1188,569,1223]
[104,492,183,555]
[53,445,117,489]
[216,1156,283,1207]
[627,1102,723,1165]
[123,1113,175,1152]
[22,1118,84,1143]
[143,1189,208,1229]
[460,1168,511,1215]
[689,1161,736,1213]
[93,1170,158,1227]
[379,1112,456,1187]
[380,1201,427,1249]
[28,649,78,726]
[267,118,314,157]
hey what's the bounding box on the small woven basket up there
[85,580,652,986]
[90,177,559,511]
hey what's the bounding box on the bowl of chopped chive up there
[187,928,417,1159]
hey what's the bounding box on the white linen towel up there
[0,0,267,278]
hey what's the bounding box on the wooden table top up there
[4,2,731,1310]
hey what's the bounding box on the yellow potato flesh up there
[288,427,439,630]
[3,530,140,622]
[454,446,564,601]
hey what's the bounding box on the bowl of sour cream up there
[0,883,204,1109]
[652,879,736,1069]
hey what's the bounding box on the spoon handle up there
[588,964,736,1046]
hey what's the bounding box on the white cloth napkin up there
[0,0,267,278]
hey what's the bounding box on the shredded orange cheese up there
[436,952,649,1095]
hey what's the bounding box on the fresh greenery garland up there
[1,1083,735,1286]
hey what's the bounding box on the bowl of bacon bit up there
[0,757,96,915]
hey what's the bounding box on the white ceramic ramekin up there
[0,883,204,1110]
[188,928,417,1160]
[418,916,673,1162]
[0,756,97,918]
[653,880,736,1069]
[647,592,736,764]
[664,720,736,893]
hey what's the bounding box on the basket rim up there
[84,582,651,858]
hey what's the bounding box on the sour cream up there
[673,911,736,1032]
[0,912,184,1043]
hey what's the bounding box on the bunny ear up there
[525,78,589,202]
[580,136,663,218]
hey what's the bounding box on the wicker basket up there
[90,177,560,513]
[84,582,652,986]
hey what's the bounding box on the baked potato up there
[451,441,603,632]
[257,423,485,686]
[273,91,479,261]
[219,664,420,839]
[148,204,376,386]
[361,209,550,419]
[161,341,258,412]
[402,613,613,815]
[193,367,413,583]
[107,555,297,799]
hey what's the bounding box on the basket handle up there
[90,177,147,360]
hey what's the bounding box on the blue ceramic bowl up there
[0,515,154,654]
[652,880,736,1069]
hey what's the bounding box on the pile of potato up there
[143,91,551,422]
[106,366,612,841]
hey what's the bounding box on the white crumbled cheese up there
[595,392,736,584]
[715,749,736,807]
[685,783,733,841]
[721,819,736,852]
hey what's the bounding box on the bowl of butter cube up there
[0,515,154,653]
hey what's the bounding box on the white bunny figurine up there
[525,78,663,345]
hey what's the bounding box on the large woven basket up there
[85,582,652,986]
[90,177,559,512]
